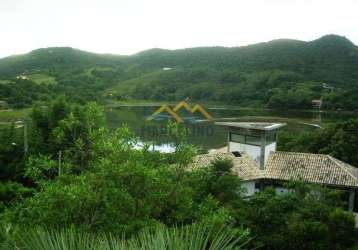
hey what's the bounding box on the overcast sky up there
[0,0,357,58]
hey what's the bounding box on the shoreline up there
[105,100,358,115]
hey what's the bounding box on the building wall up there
[241,181,260,196]
[229,142,276,168]
[264,142,276,165]
[242,181,290,196]
[229,142,261,166]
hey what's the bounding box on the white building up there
[192,122,358,212]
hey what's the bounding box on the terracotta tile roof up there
[265,151,358,188]
[191,152,263,181]
[193,151,358,188]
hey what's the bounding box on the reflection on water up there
[134,141,175,153]
[106,105,358,152]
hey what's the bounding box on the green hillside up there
[0,47,127,76]
[1,35,358,110]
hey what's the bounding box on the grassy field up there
[105,99,173,107]
[0,79,11,84]
[27,73,57,85]
[0,108,31,122]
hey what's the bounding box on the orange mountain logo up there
[147,101,214,123]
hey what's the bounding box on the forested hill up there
[0,47,129,77]
[1,34,358,110]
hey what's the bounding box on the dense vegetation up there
[0,98,357,249]
[1,35,358,249]
[1,35,358,110]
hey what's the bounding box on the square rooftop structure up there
[215,122,286,169]
[215,122,286,131]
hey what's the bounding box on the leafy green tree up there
[25,155,58,184]
[51,102,106,170]
[279,119,358,166]
[0,124,25,181]
[236,183,357,250]
[309,119,358,166]
[0,182,32,213]
[207,159,243,204]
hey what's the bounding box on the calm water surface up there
[106,105,358,152]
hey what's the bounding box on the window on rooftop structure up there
[245,135,261,146]
[266,132,276,145]
[230,133,245,143]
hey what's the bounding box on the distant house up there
[16,75,28,80]
[312,99,323,109]
[194,122,358,212]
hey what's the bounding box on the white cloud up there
[0,0,357,58]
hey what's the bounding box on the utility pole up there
[58,150,62,176]
[14,120,28,156]
[23,121,28,156]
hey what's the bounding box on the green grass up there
[0,80,11,85]
[1,224,251,250]
[27,73,57,85]
[105,99,174,107]
[105,70,164,95]
[0,108,30,122]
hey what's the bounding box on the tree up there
[236,183,357,250]
[278,119,358,167]
[309,119,358,166]
[0,124,25,181]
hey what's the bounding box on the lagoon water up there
[106,105,358,152]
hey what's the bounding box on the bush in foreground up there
[0,224,251,250]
